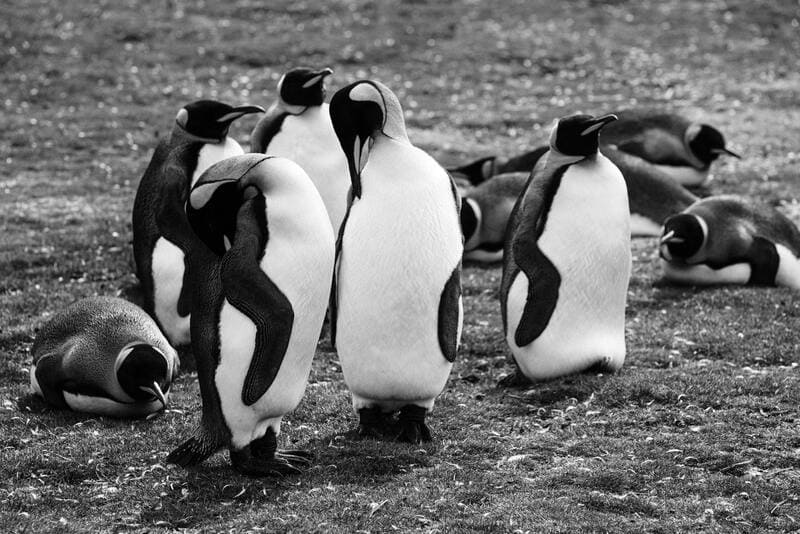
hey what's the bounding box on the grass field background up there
[1,0,799,532]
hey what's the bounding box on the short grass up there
[1,0,799,532]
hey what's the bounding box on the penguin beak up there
[581,114,618,136]
[302,68,334,89]
[660,230,685,245]
[216,105,266,124]
[140,381,168,409]
[711,147,741,159]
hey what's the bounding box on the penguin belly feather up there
[151,238,191,346]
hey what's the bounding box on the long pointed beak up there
[302,68,334,89]
[140,381,168,409]
[581,114,618,136]
[711,147,741,159]
[217,105,266,123]
[660,230,685,245]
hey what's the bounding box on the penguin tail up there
[166,426,224,467]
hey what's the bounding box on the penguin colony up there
[27,65,800,477]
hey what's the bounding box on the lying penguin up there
[659,195,800,289]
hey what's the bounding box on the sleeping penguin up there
[659,195,800,289]
[132,100,264,346]
[30,296,179,417]
[501,114,631,382]
[166,154,334,477]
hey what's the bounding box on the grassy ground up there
[2,0,799,532]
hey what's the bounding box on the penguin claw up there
[230,450,312,477]
[356,423,386,440]
[396,405,433,444]
[497,369,530,388]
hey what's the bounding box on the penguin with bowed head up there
[328,79,463,444]
[600,109,740,187]
[132,100,264,347]
[501,113,631,382]
[250,67,350,234]
[166,154,334,476]
[659,195,800,289]
[30,296,179,417]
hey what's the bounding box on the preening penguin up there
[132,100,264,346]
[250,67,350,233]
[659,195,800,289]
[166,154,334,476]
[30,296,179,417]
[329,79,463,443]
[600,109,741,187]
[501,114,631,382]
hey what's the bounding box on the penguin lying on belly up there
[30,296,179,417]
[501,113,631,382]
[167,154,334,476]
[659,195,800,289]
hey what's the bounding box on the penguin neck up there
[683,125,710,170]
[171,124,224,145]
[275,99,307,116]
[542,147,588,174]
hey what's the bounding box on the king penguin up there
[600,109,741,187]
[659,195,800,289]
[166,154,334,476]
[328,80,463,443]
[250,67,350,234]
[132,100,264,346]
[501,114,631,382]
[30,296,179,417]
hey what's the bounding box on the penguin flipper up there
[513,244,561,347]
[745,236,780,286]
[437,265,462,362]
[249,109,289,153]
[330,187,355,349]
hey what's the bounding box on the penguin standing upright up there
[30,296,179,417]
[250,67,350,233]
[600,110,741,187]
[132,100,264,346]
[501,114,631,382]
[659,195,800,289]
[328,80,463,443]
[166,154,334,476]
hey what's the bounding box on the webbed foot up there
[357,406,388,439]
[396,404,432,444]
[230,429,312,477]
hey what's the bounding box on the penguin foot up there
[396,404,432,444]
[497,369,530,388]
[230,429,312,477]
[357,406,388,439]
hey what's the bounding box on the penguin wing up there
[32,353,70,408]
[743,236,780,286]
[330,187,355,349]
[507,165,564,347]
[437,265,462,362]
[249,108,289,153]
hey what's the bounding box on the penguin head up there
[175,100,265,142]
[659,213,707,262]
[686,124,741,167]
[116,343,173,409]
[549,114,618,158]
[277,67,334,113]
[329,80,409,197]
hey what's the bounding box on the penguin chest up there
[151,238,190,346]
[191,138,244,187]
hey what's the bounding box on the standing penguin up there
[250,67,350,233]
[659,195,800,289]
[132,100,264,346]
[30,296,179,417]
[501,114,631,382]
[328,80,463,443]
[166,154,334,476]
[600,109,741,187]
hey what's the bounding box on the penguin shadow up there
[494,371,609,415]
[15,392,164,428]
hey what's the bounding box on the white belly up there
[191,137,244,187]
[151,237,190,346]
[630,213,663,237]
[336,140,462,411]
[266,106,350,233]
[506,156,631,380]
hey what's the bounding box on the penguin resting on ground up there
[501,114,631,382]
[250,67,350,234]
[30,296,179,417]
[329,79,463,443]
[166,154,334,476]
[600,109,740,187]
[448,146,550,188]
[132,100,264,346]
[659,195,800,289]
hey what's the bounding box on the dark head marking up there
[176,100,265,142]
[279,67,334,109]
[660,213,705,260]
[117,344,170,407]
[550,113,618,158]
[687,124,741,166]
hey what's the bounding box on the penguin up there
[659,195,800,289]
[500,114,631,382]
[328,80,463,443]
[600,109,741,187]
[250,67,350,233]
[30,296,179,417]
[166,154,334,476]
[461,172,528,263]
[132,100,264,346]
[448,146,550,188]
